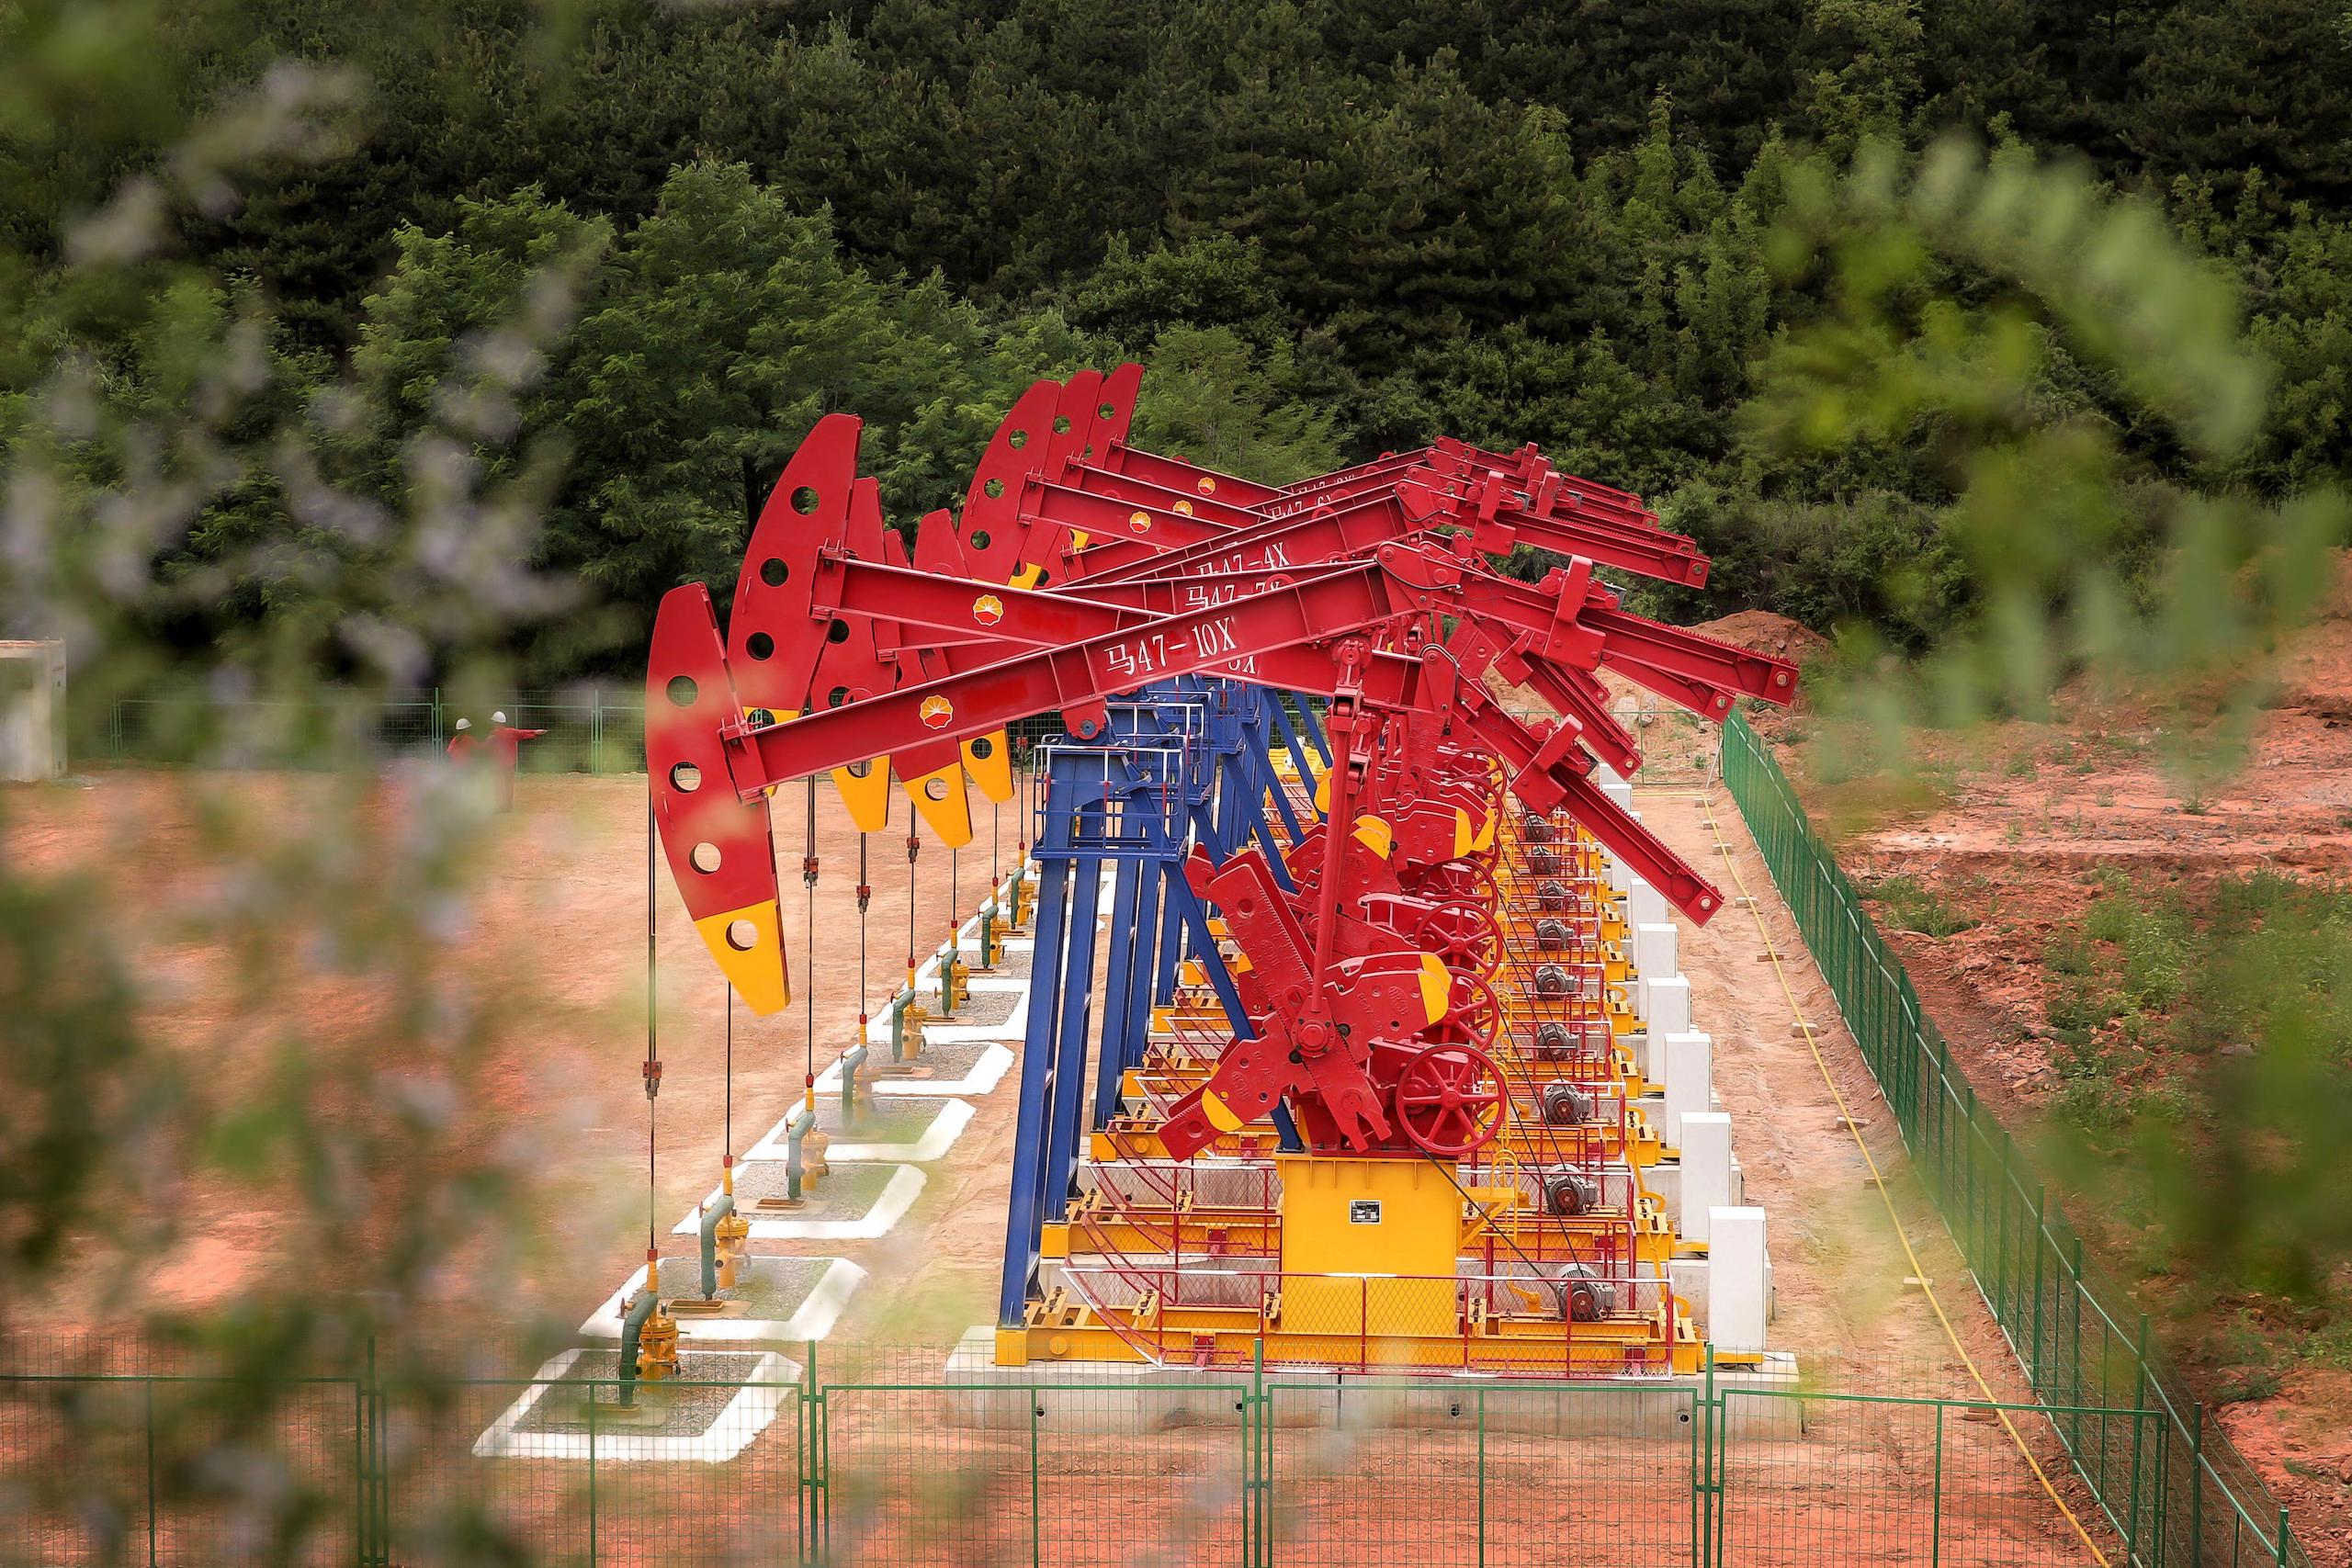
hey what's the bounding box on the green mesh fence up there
[1720,710,2301,1568]
[0,1335,2163,1568]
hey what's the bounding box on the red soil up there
[1758,562,2352,1562]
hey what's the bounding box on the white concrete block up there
[1603,808,1642,884]
[1668,1257,1709,1325]
[1662,1031,1713,1145]
[1601,775,1634,812]
[1625,877,1668,931]
[1709,1207,1769,1354]
[1634,921,1679,1015]
[1645,975,1690,1037]
[1679,1111,1734,1242]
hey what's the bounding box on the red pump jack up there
[647,384,1795,1162]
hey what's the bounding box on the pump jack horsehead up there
[646,364,1798,1165]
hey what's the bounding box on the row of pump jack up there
[637,361,1794,1381]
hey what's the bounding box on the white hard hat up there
[453,717,471,730]
[492,711,508,725]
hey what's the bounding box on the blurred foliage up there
[10,0,2352,680]
[1755,140,2346,765]
[2037,869,2352,1360]
[6,0,2352,1551]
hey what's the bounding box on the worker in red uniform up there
[446,712,546,808]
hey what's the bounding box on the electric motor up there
[1528,848,1560,875]
[1542,1168,1600,1217]
[1535,917,1571,951]
[1539,1079,1594,1125]
[1532,963,1572,998]
[1535,879,1569,912]
[1558,1262,1617,1324]
[1532,1021,1573,1060]
[1522,813,1555,843]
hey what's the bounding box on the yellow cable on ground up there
[1670,783,2110,1567]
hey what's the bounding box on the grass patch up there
[1863,874,1980,936]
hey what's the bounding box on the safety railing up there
[1720,708,2304,1568]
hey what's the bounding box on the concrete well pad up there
[472,1348,799,1461]
[581,1254,865,1347]
[677,1161,926,1241]
[745,1095,976,1162]
[821,1039,1014,1097]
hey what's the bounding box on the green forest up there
[7,0,2352,683]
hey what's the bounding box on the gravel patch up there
[650,1251,834,1318]
[869,1038,1002,1083]
[803,1094,957,1143]
[972,946,1033,980]
[730,1159,901,1223]
[925,987,1021,1029]
[515,1350,779,1437]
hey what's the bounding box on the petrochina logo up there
[1128,510,1152,534]
[919,695,955,729]
[971,593,1005,626]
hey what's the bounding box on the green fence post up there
[805,1337,827,1563]
[2191,1401,2205,1568]
[2276,1505,2293,1567]
[144,1376,157,1568]
[2128,1315,2152,1560]
[1253,1337,1270,1568]
[1029,1387,1043,1568]
[355,1338,370,1568]
[586,1391,598,1568]
[2030,1185,2048,1400]
[1931,1402,1945,1568]
[2069,1237,2086,1462]
[1476,1388,1487,1568]
[2154,1400,2171,1568]
[1700,1343,1717,1568]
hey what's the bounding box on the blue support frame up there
[995,678,1314,1325]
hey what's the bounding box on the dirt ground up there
[0,751,2172,1564]
[1710,567,2352,1562]
[4,766,1028,1337]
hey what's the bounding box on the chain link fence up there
[0,1334,2152,1567]
[1721,710,2302,1568]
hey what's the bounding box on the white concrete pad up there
[580,1257,866,1345]
[820,1041,1014,1097]
[471,1348,798,1461]
[676,1164,927,1241]
[743,1097,975,1163]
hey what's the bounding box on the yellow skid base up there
[1050,1210,1675,1269]
[1008,1302,1701,1377]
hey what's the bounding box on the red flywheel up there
[1391,1043,1508,1157]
